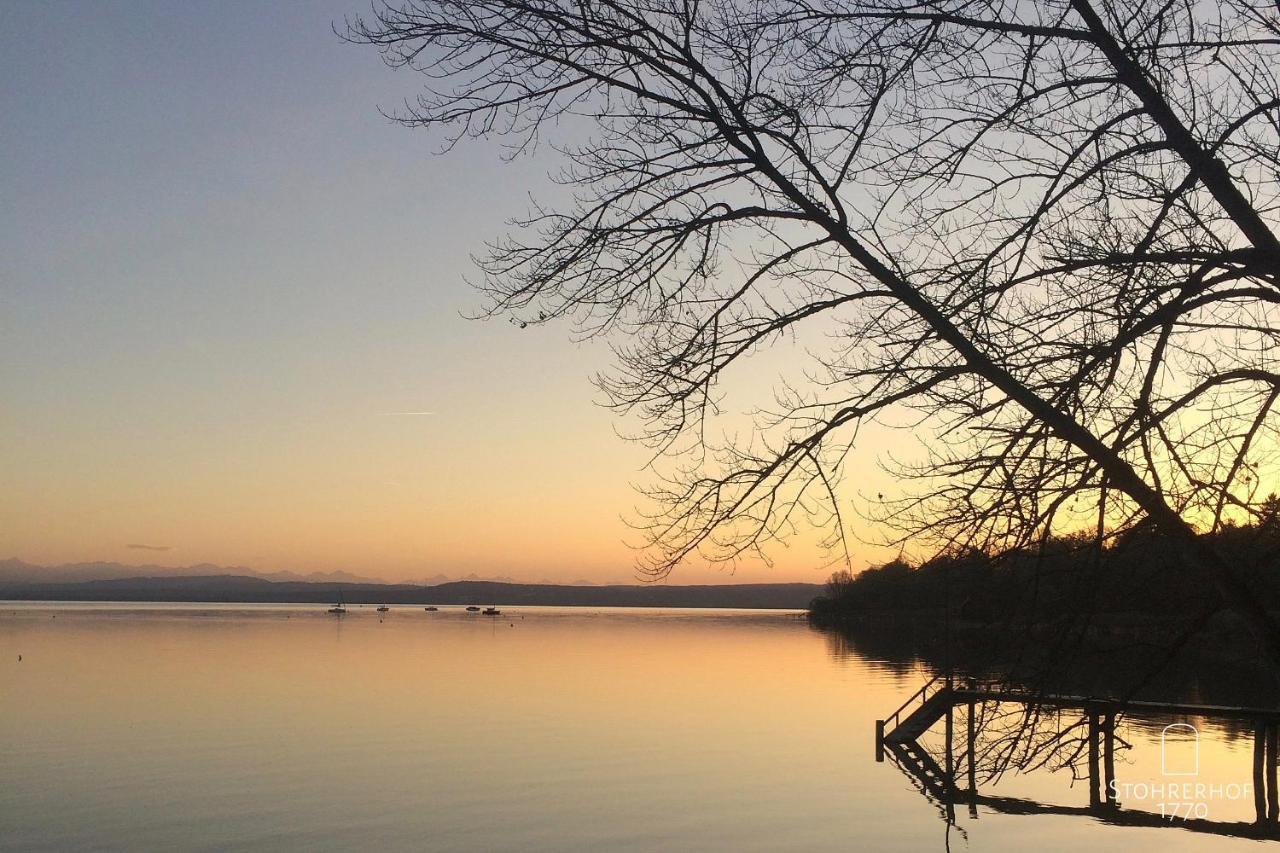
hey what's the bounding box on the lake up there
[0,603,1270,851]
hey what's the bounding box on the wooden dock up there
[876,676,1280,840]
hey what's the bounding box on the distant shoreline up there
[0,601,806,614]
[0,574,821,610]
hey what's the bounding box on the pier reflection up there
[878,679,1280,841]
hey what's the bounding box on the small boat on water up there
[424,606,438,612]
[482,607,502,616]
[465,605,481,612]
[328,590,347,615]
[376,605,390,613]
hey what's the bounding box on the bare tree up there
[346,0,1280,663]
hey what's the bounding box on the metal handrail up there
[882,673,947,734]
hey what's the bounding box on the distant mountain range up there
[0,559,381,586]
[0,560,821,609]
[0,560,584,588]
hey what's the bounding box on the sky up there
[0,1,894,585]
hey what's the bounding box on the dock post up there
[1102,709,1115,807]
[1268,723,1279,821]
[967,700,977,818]
[1087,709,1101,808]
[875,719,885,763]
[945,705,954,785]
[1255,721,1266,823]
[944,704,956,822]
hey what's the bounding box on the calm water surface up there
[0,604,1268,851]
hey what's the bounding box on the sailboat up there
[328,589,347,615]
[376,604,390,613]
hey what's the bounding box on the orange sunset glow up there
[8,2,1280,851]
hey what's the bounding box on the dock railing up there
[876,673,949,760]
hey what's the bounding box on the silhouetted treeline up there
[810,509,1280,628]
[808,513,1280,708]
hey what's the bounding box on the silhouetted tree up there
[347,1,1280,666]
[824,567,857,601]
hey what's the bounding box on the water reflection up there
[817,619,1280,845]
[881,691,1280,841]
[2,604,1277,852]
[813,616,1280,710]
